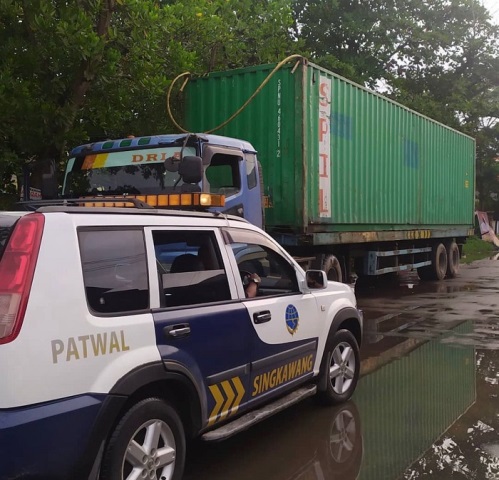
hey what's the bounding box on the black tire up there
[418,243,448,281]
[100,398,186,480]
[446,241,460,278]
[323,254,343,283]
[316,330,360,405]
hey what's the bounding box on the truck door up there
[202,145,263,228]
[145,227,252,428]
[222,228,321,410]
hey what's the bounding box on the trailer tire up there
[418,243,448,281]
[323,255,343,283]
[446,241,460,278]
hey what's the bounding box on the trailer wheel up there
[418,243,448,281]
[323,255,343,283]
[446,241,460,278]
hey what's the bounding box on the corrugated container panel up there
[186,64,304,228]
[185,61,475,233]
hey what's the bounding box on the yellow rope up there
[167,54,305,134]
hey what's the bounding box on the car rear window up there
[79,228,150,314]
[0,214,21,260]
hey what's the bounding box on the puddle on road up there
[356,271,480,299]
[183,322,499,480]
[182,262,499,480]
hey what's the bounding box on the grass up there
[461,236,496,264]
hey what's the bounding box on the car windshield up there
[0,213,21,260]
[62,146,196,197]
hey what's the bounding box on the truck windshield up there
[0,214,22,260]
[62,146,196,197]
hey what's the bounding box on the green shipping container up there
[185,60,475,239]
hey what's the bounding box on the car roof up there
[33,206,249,223]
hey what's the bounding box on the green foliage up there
[0,0,299,186]
[0,0,497,209]
[462,235,496,263]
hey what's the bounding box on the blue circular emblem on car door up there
[285,304,299,335]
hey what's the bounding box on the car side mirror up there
[306,270,327,289]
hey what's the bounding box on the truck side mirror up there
[179,156,203,184]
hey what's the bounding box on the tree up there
[292,0,412,86]
[0,0,159,187]
[0,0,298,196]
[383,1,499,210]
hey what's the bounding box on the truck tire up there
[323,254,343,283]
[446,241,460,278]
[100,397,185,480]
[316,329,360,405]
[418,243,448,281]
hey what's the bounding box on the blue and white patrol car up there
[0,199,362,480]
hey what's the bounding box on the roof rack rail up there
[17,197,153,212]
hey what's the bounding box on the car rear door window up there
[79,229,149,314]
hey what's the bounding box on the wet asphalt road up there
[183,257,499,480]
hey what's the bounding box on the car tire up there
[100,397,185,480]
[316,330,360,405]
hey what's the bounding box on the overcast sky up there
[481,0,499,24]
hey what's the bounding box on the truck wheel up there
[418,243,448,281]
[100,398,185,480]
[446,241,460,278]
[316,330,360,405]
[323,255,343,283]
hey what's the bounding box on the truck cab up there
[62,133,263,228]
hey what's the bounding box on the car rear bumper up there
[0,394,106,480]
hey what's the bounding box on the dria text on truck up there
[24,57,476,284]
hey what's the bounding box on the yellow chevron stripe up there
[219,380,235,421]
[229,377,245,416]
[208,384,224,426]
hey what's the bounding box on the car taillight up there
[0,213,44,344]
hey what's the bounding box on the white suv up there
[0,204,362,480]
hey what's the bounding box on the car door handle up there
[253,311,271,324]
[164,324,191,338]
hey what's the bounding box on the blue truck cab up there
[64,133,264,228]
